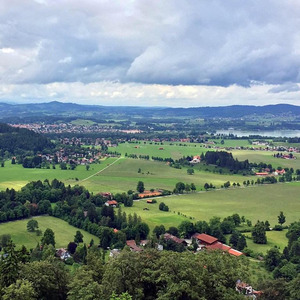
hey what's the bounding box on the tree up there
[21,260,69,300]
[0,234,12,248]
[190,183,196,192]
[74,230,84,243]
[0,240,19,288]
[252,221,267,244]
[27,219,39,232]
[153,225,166,238]
[136,181,145,193]
[278,211,286,225]
[41,228,55,247]
[229,231,239,247]
[67,242,78,254]
[159,202,169,212]
[236,234,247,251]
[187,168,194,175]
[204,183,210,190]
[265,247,282,271]
[2,279,37,300]
[175,182,185,193]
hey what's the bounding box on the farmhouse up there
[138,190,162,198]
[105,200,118,207]
[163,233,187,246]
[192,233,218,246]
[190,155,201,164]
[192,233,243,257]
[255,172,269,176]
[56,248,71,261]
[126,240,143,252]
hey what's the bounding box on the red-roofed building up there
[206,242,231,252]
[105,200,118,207]
[163,233,187,245]
[192,233,218,245]
[126,240,143,252]
[228,248,244,257]
[255,172,269,176]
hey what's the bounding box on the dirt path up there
[79,157,122,182]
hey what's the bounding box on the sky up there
[0,0,299,107]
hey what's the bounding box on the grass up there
[0,157,118,191]
[231,150,300,170]
[244,230,289,254]
[109,141,207,160]
[0,216,99,249]
[123,183,300,230]
[81,158,252,193]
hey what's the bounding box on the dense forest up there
[0,123,54,157]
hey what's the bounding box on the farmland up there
[122,183,300,230]
[0,216,99,249]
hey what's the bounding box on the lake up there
[215,129,300,138]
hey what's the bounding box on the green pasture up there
[81,158,251,193]
[123,183,300,230]
[244,230,289,254]
[0,216,99,249]
[0,157,118,191]
[231,150,300,169]
[109,141,206,160]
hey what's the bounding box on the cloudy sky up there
[0,0,299,107]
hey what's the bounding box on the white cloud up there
[0,1,299,106]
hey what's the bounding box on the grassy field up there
[244,230,288,254]
[123,183,300,230]
[0,157,118,191]
[109,141,207,160]
[231,150,300,169]
[81,158,251,193]
[0,216,99,249]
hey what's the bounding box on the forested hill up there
[0,123,54,155]
[0,101,299,121]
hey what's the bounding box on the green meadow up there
[109,141,207,160]
[123,183,300,230]
[0,216,99,249]
[231,150,300,169]
[80,158,252,193]
[0,157,118,191]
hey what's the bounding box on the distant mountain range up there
[0,101,299,120]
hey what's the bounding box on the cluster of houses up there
[255,169,286,176]
[110,232,243,257]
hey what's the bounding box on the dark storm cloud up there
[0,0,299,87]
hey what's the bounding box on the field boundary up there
[79,157,122,182]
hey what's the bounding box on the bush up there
[273,225,283,231]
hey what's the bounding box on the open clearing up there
[0,216,99,249]
[123,183,300,230]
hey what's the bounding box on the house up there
[190,155,201,164]
[147,199,153,203]
[109,249,121,258]
[206,242,231,252]
[255,172,269,176]
[192,233,244,257]
[56,248,71,261]
[99,192,112,200]
[105,200,118,207]
[192,233,218,246]
[126,240,143,252]
[275,169,286,176]
[163,233,187,246]
[138,190,162,198]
